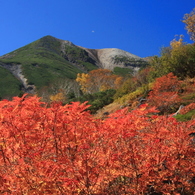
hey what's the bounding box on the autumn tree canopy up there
[168,35,195,78]
[76,69,123,94]
[183,8,195,42]
[149,35,195,79]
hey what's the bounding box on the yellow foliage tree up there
[76,73,90,93]
[182,8,195,42]
[50,91,65,102]
[76,69,123,94]
[168,35,195,78]
[170,35,184,49]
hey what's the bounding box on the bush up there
[170,44,195,78]
[69,89,116,113]
[148,73,182,114]
[116,84,150,104]
[149,43,195,80]
[114,77,139,100]
[113,67,133,77]
[0,95,195,194]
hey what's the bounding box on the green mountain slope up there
[0,66,22,99]
[0,35,147,99]
[0,36,98,90]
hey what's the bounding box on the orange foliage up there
[0,95,195,194]
[50,92,65,102]
[148,73,182,113]
[76,69,123,93]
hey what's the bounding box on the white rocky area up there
[96,48,142,70]
[77,45,143,72]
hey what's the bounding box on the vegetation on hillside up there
[0,7,195,194]
[69,89,116,114]
[183,7,195,41]
[0,66,22,100]
[113,55,148,67]
[63,45,97,71]
[113,66,134,77]
[0,95,195,194]
[0,35,98,97]
[76,69,123,94]
[148,36,195,80]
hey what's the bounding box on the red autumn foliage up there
[148,73,182,113]
[0,94,195,194]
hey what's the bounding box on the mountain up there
[0,35,147,99]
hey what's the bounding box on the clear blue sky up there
[0,0,194,58]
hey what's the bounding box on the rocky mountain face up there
[60,39,146,71]
[0,35,147,99]
[78,47,143,70]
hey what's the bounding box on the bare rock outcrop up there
[0,63,35,93]
[97,48,142,71]
[78,46,145,73]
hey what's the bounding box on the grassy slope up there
[0,66,22,99]
[95,77,195,120]
[0,36,98,91]
[0,35,148,100]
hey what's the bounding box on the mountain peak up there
[0,35,148,99]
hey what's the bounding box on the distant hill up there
[0,35,147,99]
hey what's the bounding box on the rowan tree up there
[0,95,195,194]
[148,72,182,113]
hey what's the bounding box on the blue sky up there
[0,0,194,57]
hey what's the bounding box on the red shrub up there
[148,73,182,113]
[0,95,194,194]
